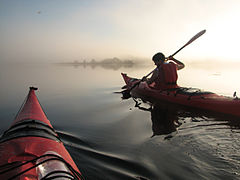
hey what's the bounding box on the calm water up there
[1,62,240,179]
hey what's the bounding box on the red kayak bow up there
[12,87,52,128]
[0,87,83,180]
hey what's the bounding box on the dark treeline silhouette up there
[56,57,147,70]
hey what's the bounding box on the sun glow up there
[202,8,240,61]
[178,3,240,62]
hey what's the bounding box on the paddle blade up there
[121,89,132,99]
[171,29,206,57]
[114,89,132,99]
[185,29,206,46]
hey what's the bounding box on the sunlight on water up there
[179,62,240,96]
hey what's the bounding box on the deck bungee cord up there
[0,154,84,180]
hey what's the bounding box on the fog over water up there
[1,0,240,63]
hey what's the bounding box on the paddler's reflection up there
[151,103,182,137]
[133,99,182,137]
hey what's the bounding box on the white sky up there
[1,0,240,62]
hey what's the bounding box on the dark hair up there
[152,52,165,62]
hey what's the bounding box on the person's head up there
[152,52,165,66]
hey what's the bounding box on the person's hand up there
[168,55,174,60]
[142,76,147,81]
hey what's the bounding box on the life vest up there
[153,62,179,90]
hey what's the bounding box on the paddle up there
[122,29,206,98]
[170,29,206,57]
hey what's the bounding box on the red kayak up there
[0,87,83,180]
[122,73,240,117]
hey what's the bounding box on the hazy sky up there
[1,0,240,62]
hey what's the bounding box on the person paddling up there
[143,52,185,90]
[120,30,205,96]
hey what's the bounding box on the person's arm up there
[145,68,159,84]
[168,56,185,70]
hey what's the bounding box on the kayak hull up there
[0,87,82,179]
[122,73,240,117]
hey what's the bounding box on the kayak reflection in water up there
[151,103,182,137]
[142,52,185,90]
[133,99,182,137]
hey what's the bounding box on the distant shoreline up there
[56,57,136,65]
[55,57,150,70]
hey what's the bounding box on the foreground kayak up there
[122,73,240,117]
[0,87,83,180]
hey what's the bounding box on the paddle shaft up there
[145,67,158,78]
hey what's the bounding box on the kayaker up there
[143,52,185,90]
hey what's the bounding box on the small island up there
[57,57,136,70]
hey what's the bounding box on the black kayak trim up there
[0,119,61,143]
